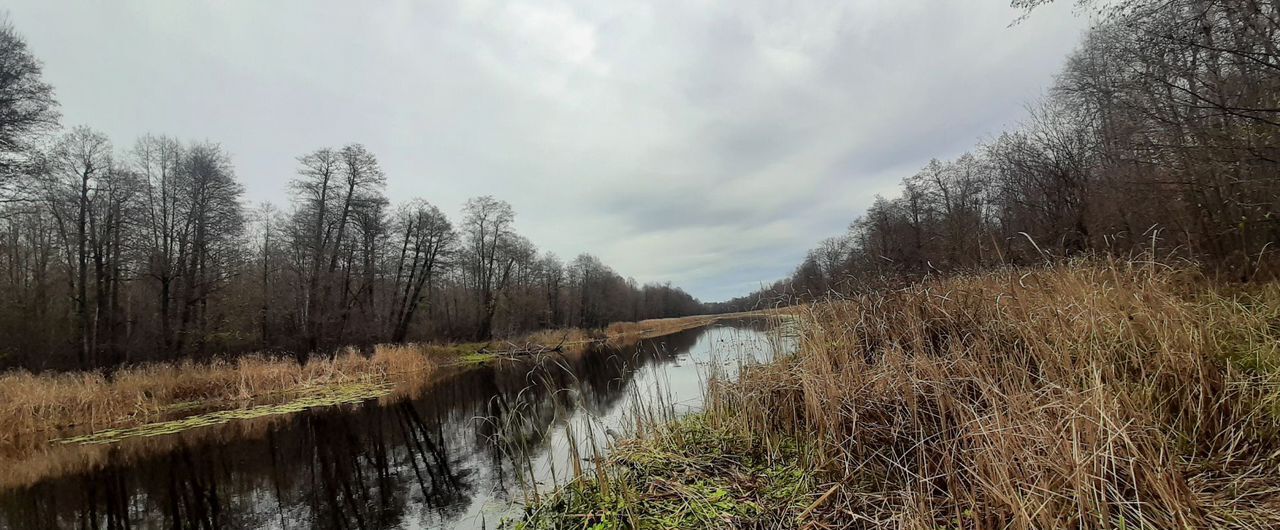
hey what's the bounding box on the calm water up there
[0,319,787,530]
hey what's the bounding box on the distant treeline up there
[711,0,1280,313]
[0,18,702,371]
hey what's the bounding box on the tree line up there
[0,17,702,371]
[713,0,1280,312]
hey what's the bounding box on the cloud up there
[6,0,1087,301]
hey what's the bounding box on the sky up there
[6,0,1089,302]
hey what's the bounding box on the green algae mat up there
[55,381,394,446]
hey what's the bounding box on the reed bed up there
[521,261,1280,529]
[496,314,740,359]
[0,343,438,459]
[606,314,734,340]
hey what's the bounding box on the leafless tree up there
[387,200,454,342]
[461,196,517,339]
[0,16,59,187]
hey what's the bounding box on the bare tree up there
[289,144,385,354]
[0,16,59,187]
[387,200,454,342]
[0,14,709,370]
[42,127,113,367]
[171,143,243,356]
[461,196,516,339]
[134,135,185,353]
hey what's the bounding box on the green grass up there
[456,352,498,366]
[512,415,818,530]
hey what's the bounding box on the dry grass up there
[495,314,746,359]
[0,360,462,492]
[0,343,439,461]
[712,261,1280,528]
[606,313,746,340]
[524,261,1280,529]
[513,327,603,356]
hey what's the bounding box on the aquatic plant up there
[55,381,393,446]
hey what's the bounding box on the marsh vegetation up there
[526,263,1280,528]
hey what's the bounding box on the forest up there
[0,18,702,372]
[712,0,1280,312]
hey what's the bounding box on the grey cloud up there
[5,0,1087,301]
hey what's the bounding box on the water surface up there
[0,318,786,530]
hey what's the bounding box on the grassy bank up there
[0,344,435,456]
[518,261,1280,529]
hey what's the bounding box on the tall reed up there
[0,343,439,459]
[702,260,1280,528]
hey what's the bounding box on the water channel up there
[0,318,790,529]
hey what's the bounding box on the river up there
[0,317,789,529]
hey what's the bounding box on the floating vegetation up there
[55,381,393,446]
[455,353,497,366]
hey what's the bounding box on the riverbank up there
[516,261,1280,529]
[0,319,785,528]
[0,313,741,471]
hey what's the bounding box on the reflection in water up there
[0,319,784,530]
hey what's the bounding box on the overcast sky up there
[7,1,1087,301]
